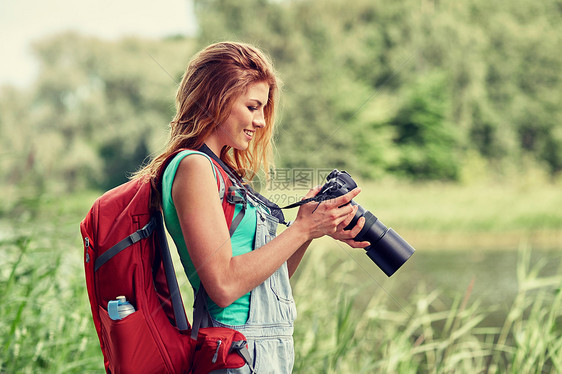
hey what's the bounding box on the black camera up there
[317,170,415,277]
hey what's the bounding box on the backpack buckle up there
[227,186,247,208]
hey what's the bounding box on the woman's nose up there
[253,110,265,128]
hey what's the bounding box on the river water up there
[340,245,562,326]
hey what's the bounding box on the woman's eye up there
[248,106,258,111]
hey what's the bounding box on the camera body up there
[316,170,415,277]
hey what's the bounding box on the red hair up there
[136,41,280,185]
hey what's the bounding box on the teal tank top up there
[161,150,257,325]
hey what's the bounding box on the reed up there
[1,188,560,373]
[0,222,103,372]
[291,244,562,373]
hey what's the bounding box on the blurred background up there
[1,0,561,372]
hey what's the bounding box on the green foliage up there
[0,211,103,372]
[193,0,562,182]
[1,0,562,192]
[387,73,459,180]
[1,33,196,193]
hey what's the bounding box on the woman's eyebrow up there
[248,99,263,106]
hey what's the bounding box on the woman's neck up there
[204,133,224,156]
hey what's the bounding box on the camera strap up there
[198,144,290,225]
[278,197,318,209]
[197,145,336,221]
[278,183,342,209]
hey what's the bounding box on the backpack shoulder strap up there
[158,149,228,203]
[155,210,189,331]
[154,149,229,333]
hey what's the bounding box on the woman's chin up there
[233,141,250,151]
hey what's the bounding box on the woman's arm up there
[172,155,360,307]
[287,240,311,278]
[287,204,370,278]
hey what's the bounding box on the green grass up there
[267,178,562,251]
[357,179,562,232]
[1,182,561,373]
[0,206,103,372]
[290,245,562,373]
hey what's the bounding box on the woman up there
[138,42,368,373]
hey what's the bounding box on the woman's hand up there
[292,186,363,241]
[330,206,371,248]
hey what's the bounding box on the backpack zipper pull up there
[84,237,90,263]
[212,339,222,363]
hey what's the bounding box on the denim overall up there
[208,203,297,374]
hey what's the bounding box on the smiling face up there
[207,81,270,155]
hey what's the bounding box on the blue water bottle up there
[108,296,136,320]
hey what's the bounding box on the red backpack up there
[80,150,252,374]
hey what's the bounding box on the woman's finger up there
[348,216,365,237]
[343,239,371,249]
[331,187,361,207]
[340,205,359,228]
[303,185,321,200]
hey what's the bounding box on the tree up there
[387,73,460,180]
[4,33,196,191]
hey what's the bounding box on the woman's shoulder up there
[162,150,215,186]
[174,151,216,180]
[170,153,223,206]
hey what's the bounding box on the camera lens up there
[345,202,415,277]
[319,169,415,277]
